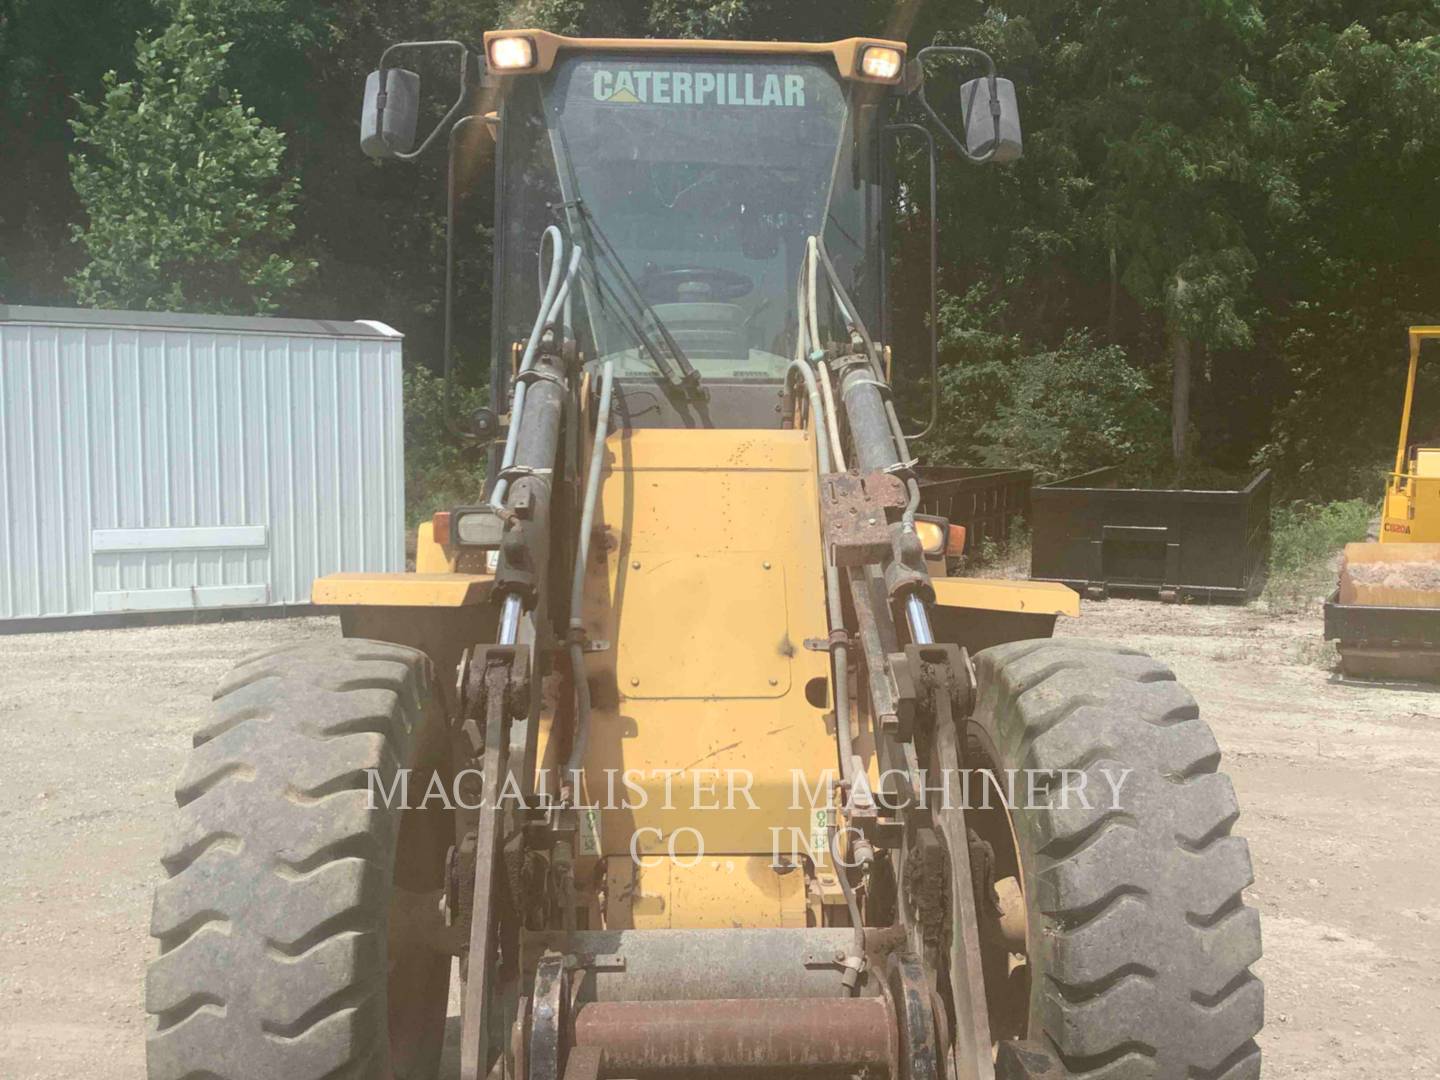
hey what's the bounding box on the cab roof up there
[482,30,907,83]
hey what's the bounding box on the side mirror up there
[960,77,1022,163]
[912,46,1023,165]
[361,68,421,159]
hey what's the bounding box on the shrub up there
[403,365,487,524]
[931,295,1168,484]
[1263,498,1372,611]
[68,14,307,313]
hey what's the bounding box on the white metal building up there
[0,306,405,624]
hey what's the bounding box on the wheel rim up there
[963,722,1032,1044]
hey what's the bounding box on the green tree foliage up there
[5,0,1440,505]
[910,1,1293,474]
[154,0,333,123]
[930,290,1166,481]
[0,0,161,300]
[1253,3,1440,495]
[67,13,307,312]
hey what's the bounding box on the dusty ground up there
[0,599,1437,1078]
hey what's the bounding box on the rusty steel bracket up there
[886,524,935,606]
[995,1040,1066,1079]
[821,469,910,567]
[886,952,942,1080]
[904,642,977,732]
[444,831,478,929]
[828,349,877,387]
[929,719,995,1080]
[803,628,852,654]
[458,643,532,754]
[844,564,922,826]
[458,646,529,1080]
[563,623,610,654]
[844,768,905,850]
[846,568,915,739]
[528,952,575,1080]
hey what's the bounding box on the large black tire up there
[146,639,456,1080]
[969,639,1263,1079]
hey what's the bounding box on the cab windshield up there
[494,53,882,383]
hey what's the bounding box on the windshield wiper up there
[567,199,705,401]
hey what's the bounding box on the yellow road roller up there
[1328,326,1440,679]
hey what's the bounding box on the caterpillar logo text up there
[593,69,807,107]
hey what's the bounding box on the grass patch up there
[1263,499,1372,613]
[1294,638,1340,669]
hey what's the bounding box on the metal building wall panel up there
[92,526,269,552]
[0,306,405,621]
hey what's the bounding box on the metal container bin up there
[0,305,404,626]
[915,465,1032,559]
[1029,467,1271,600]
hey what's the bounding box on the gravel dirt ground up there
[0,598,1437,1079]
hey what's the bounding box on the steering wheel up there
[641,266,754,303]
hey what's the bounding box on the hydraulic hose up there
[829,821,869,981]
[565,361,616,779]
[549,244,584,331]
[790,358,857,785]
[811,236,935,647]
[806,237,822,363]
[788,358,831,476]
[492,226,565,507]
[815,238,913,475]
[492,230,582,508]
[794,278,808,363]
[494,230,585,647]
[793,240,847,470]
[818,360,846,472]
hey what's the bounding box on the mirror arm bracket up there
[442,114,487,443]
[376,40,476,162]
[885,122,939,443]
[370,42,486,440]
[912,45,1003,165]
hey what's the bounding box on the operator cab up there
[490,38,893,430]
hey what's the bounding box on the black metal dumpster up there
[916,466,1032,559]
[1029,468,1271,600]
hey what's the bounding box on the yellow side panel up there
[619,553,792,698]
[415,520,454,572]
[577,429,837,870]
[931,576,1079,617]
[1414,477,1440,543]
[1381,478,1440,543]
[1381,487,1414,542]
[312,571,494,607]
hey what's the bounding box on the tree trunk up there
[1108,242,1118,340]
[1170,320,1191,475]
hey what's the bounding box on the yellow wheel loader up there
[1326,326,1440,679]
[144,30,1264,1080]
